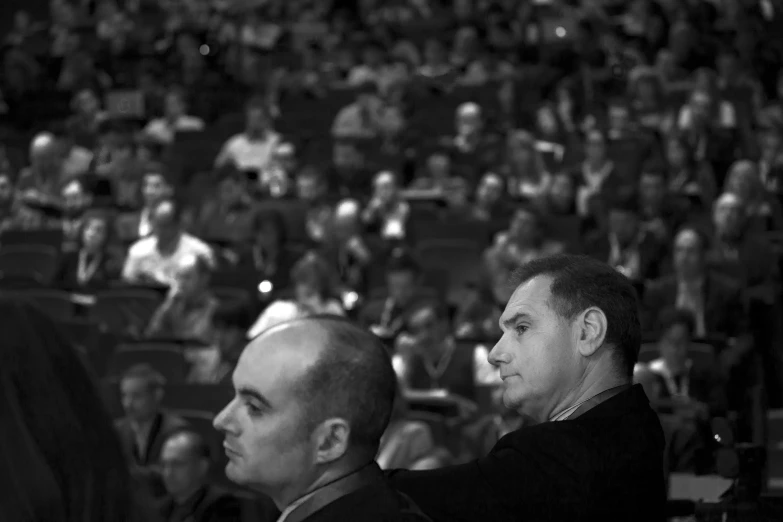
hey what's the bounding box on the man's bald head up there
[249,316,396,452]
[164,429,211,461]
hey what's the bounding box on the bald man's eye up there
[514,324,529,336]
[245,402,264,417]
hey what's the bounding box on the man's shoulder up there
[180,233,213,255]
[127,235,156,257]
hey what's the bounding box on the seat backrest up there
[0,245,60,284]
[92,288,163,338]
[1,228,63,249]
[10,288,75,321]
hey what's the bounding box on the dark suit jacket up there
[387,385,666,522]
[115,412,190,467]
[157,486,241,522]
[286,463,431,522]
[584,231,667,283]
[56,250,118,291]
[642,272,747,338]
[229,246,297,293]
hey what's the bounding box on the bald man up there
[158,430,242,522]
[214,316,431,522]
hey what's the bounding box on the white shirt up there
[144,115,205,143]
[217,132,281,173]
[122,233,214,286]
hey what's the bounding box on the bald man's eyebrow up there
[238,387,273,410]
[501,312,532,331]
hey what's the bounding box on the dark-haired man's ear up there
[576,307,607,357]
[314,418,351,464]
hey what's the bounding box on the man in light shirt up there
[122,198,214,287]
[143,86,205,144]
[215,97,281,174]
[214,316,430,522]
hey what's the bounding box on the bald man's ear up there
[314,418,351,464]
[576,307,607,357]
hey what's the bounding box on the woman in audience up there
[232,207,294,292]
[0,296,156,521]
[665,133,717,209]
[501,130,551,200]
[247,252,344,338]
[57,211,119,291]
[723,159,783,232]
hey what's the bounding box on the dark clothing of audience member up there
[156,486,241,522]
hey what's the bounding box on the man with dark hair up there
[214,316,430,522]
[158,430,242,522]
[388,254,666,521]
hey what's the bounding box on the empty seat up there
[0,245,60,285]
[91,287,163,338]
[107,343,188,383]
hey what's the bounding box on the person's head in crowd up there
[536,105,560,138]
[672,227,709,281]
[372,170,399,206]
[476,172,504,208]
[425,150,451,180]
[164,85,189,121]
[453,26,478,58]
[291,252,337,311]
[386,251,420,307]
[608,99,633,134]
[141,168,172,208]
[137,134,166,163]
[333,140,365,170]
[172,253,212,300]
[217,166,246,206]
[423,37,448,66]
[390,39,421,68]
[657,308,696,373]
[332,199,361,240]
[120,363,165,425]
[251,208,286,253]
[443,177,469,209]
[693,67,719,97]
[455,102,482,136]
[356,81,380,111]
[713,192,746,240]
[405,302,451,354]
[639,168,667,210]
[80,211,113,254]
[547,171,576,214]
[214,316,396,508]
[724,160,762,203]
[666,133,696,171]
[609,198,641,247]
[687,89,713,127]
[654,48,677,77]
[759,125,782,161]
[0,297,137,522]
[72,87,101,118]
[160,430,212,504]
[61,178,91,216]
[29,131,59,169]
[507,130,538,168]
[509,206,543,246]
[630,72,663,107]
[716,48,741,83]
[245,97,271,136]
[361,40,384,68]
[584,129,608,166]
[296,167,327,203]
[490,254,641,422]
[273,142,297,172]
[151,198,184,247]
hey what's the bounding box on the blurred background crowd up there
[2,0,783,519]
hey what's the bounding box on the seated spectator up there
[501,130,551,200]
[539,171,577,217]
[52,123,94,181]
[377,387,451,471]
[189,168,254,246]
[17,132,61,203]
[145,253,219,344]
[443,103,499,169]
[362,171,410,241]
[584,198,667,284]
[323,199,373,293]
[393,303,476,401]
[723,159,783,232]
[57,211,119,291]
[573,129,622,217]
[260,142,297,198]
[759,124,783,192]
[96,132,145,208]
[115,364,189,477]
[331,81,402,140]
[247,252,344,338]
[232,208,293,291]
[158,431,241,522]
[60,178,93,251]
[297,167,334,245]
[0,171,43,231]
[408,149,458,193]
[470,172,510,223]
[116,168,173,242]
[665,133,716,209]
[143,86,205,144]
[67,87,108,149]
[122,199,214,287]
[643,227,748,340]
[638,168,687,242]
[629,72,667,132]
[214,97,281,175]
[646,308,728,420]
[484,206,564,304]
[418,38,454,81]
[361,251,431,339]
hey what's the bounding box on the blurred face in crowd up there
[713,193,745,239]
[509,209,538,244]
[160,434,209,501]
[407,306,448,354]
[296,174,323,203]
[333,143,363,169]
[760,130,781,159]
[725,161,760,201]
[332,200,360,239]
[536,107,559,137]
[584,132,607,164]
[548,173,575,212]
[246,106,269,134]
[0,174,14,203]
[387,268,416,306]
[76,89,100,116]
[476,173,503,207]
[673,229,705,280]
[427,153,450,180]
[456,105,481,136]
[608,104,631,133]
[639,172,666,208]
[444,178,468,208]
[152,201,180,244]
[274,146,297,172]
[509,135,534,167]
[165,91,186,119]
[373,173,397,205]
[666,138,688,169]
[659,322,690,372]
[120,376,161,424]
[142,173,170,207]
[214,324,321,503]
[62,181,89,215]
[609,208,639,246]
[688,90,712,124]
[490,275,586,421]
[82,217,107,252]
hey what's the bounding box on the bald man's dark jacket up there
[157,486,242,522]
[387,384,666,522]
